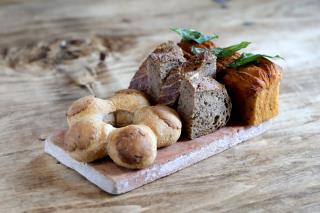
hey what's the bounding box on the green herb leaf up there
[171,28,218,44]
[191,41,250,58]
[215,41,251,57]
[228,53,284,68]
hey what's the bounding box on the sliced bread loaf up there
[177,76,232,139]
[157,50,217,106]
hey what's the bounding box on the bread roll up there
[107,124,157,169]
[64,119,114,162]
[66,96,116,126]
[133,105,182,148]
[111,89,150,127]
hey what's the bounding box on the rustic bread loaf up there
[111,89,150,127]
[221,58,282,125]
[146,41,186,101]
[177,76,232,139]
[133,105,182,148]
[158,50,217,106]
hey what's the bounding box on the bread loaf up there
[107,124,157,169]
[111,89,150,127]
[177,76,232,139]
[133,105,182,148]
[221,58,281,125]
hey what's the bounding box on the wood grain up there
[0,0,319,212]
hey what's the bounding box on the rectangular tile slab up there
[44,120,272,194]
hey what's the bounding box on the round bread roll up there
[64,119,115,162]
[133,105,182,148]
[111,89,150,127]
[66,96,116,126]
[107,124,157,169]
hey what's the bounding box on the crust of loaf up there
[107,125,157,169]
[222,58,282,125]
[129,60,149,93]
[133,105,182,148]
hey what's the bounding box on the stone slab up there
[44,120,272,195]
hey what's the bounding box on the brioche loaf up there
[221,58,282,125]
[111,89,150,127]
[107,124,157,169]
[177,76,232,139]
[133,105,182,148]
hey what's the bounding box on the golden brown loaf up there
[133,105,182,148]
[64,119,114,162]
[66,96,116,126]
[107,124,157,169]
[222,58,282,125]
[111,89,150,127]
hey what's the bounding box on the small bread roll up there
[64,119,115,162]
[66,96,116,126]
[107,124,157,169]
[111,89,150,127]
[133,105,182,148]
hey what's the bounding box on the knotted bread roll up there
[133,105,182,148]
[107,124,157,169]
[64,119,114,162]
[66,95,116,126]
[111,89,150,127]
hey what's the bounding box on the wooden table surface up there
[1,0,319,212]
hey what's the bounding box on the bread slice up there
[222,58,281,125]
[146,41,186,101]
[177,76,232,139]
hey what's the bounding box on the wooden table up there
[1,0,319,212]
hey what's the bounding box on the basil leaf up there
[191,41,250,58]
[228,53,284,68]
[171,28,218,44]
[216,41,250,57]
